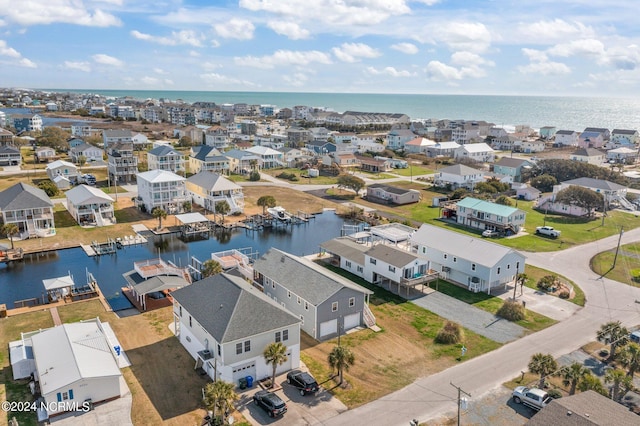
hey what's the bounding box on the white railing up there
[363,304,376,328]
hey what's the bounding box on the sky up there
[1,0,640,97]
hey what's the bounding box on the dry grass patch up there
[242,186,346,216]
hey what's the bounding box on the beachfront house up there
[136,169,187,214]
[9,319,126,418]
[434,164,485,190]
[578,131,605,149]
[69,143,104,164]
[107,143,138,183]
[452,197,526,234]
[186,171,244,214]
[172,273,301,384]
[65,184,116,227]
[607,147,637,164]
[492,158,534,183]
[147,145,186,174]
[45,160,78,182]
[554,130,579,146]
[609,129,639,148]
[366,184,420,205]
[454,142,495,163]
[0,146,21,166]
[0,182,56,239]
[539,126,556,140]
[410,224,526,294]
[189,145,230,175]
[253,248,374,341]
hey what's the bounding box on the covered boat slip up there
[175,212,213,236]
[123,258,192,311]
[42,272,99,304]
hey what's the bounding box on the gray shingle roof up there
[365,244,419,268]
[562,177,626,191]
[439,164,483,176]
[320,238,369,265]
[495,157,530,168]
[253,248,372,306]
[368,183,416,195]
[186,171,240,192]
[0,182,53,211]
[171,273,299,343]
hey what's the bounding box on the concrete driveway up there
[237,371,347,426]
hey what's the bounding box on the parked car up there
[253,390,287,418]
[286,369,319,395]
[535,226,561,238]
[512,386,552,410]
[482,229,500,238]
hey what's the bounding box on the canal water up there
[0,212,346,311]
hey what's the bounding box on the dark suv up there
[253,390,287,417]
[286,370,319,396]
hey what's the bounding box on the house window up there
[349,297,355,307]
[370,258,376,265]
[283,329,288,341]
[443,254,448,259]
[346,260,352,268]
[275,331,281,343]
[244,340,251,352]
[300,315,304,325]
[422,247,426,254]
[357,266,363,273]
[272,281,275,289]
[189,316,192,327]
[304,301,309,310]
[497,267,501,274]
[471,264,476,271]
[507,264,510,270]
[287,290,291,299]
[297,296,301,304]
[179,306,182,317]
[236,343,242,354]
[217,344,221,356]
[332,302,338,312]
[388,265,396,273]
[516,261,520,269]
[453,257,457,263]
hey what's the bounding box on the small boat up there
[267,206,291,221]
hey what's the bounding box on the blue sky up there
[1,0,639,96]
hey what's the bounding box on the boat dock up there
[80,234,148,257]
[242,209,315,230]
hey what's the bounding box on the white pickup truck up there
[512,386,552,410]
[535,226,561,238]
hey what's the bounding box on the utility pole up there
[450,382,471,426]
[612,226,624,269]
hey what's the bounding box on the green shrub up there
[559,290,570,299]
[249,171,261,181]
[497,300,525,321]
[537,275,558,292]
[547,389,562,399]
[435,321,464,344]
[37,180,59,197]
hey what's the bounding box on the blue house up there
[492,157,534,183]
[305,140,336,155]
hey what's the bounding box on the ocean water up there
[47,89,640,131]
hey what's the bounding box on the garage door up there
[343,312,360,331]
[276,350,293,375]
[232,361,256,385]
[320,319,338,337]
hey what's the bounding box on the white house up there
[607,147,637,164]
[69,143,104,164]
[186,171,244,214]
[454,142,495,162]
[45,160,78,182]
[404,137,436,154]
[147,145,186,174]
[569,148,605,165]
[0,182,56,239]
[426,141,461,158]
[66,185,116,227]
[136,169,187,214]
[609,129,639,148]
[172,273,301,384]
[102,129,133,148]
[411,224,526,294]
[554,177,629,206]
[554,130,579,146]
[245,146,285,169]
[362,244,432,297]
[434,164,485,190]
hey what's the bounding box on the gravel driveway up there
[412,292,526,343]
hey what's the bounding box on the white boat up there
[267,206,291,221]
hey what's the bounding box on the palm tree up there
[605,368,633,402]
[328,345,355,385]
[201,259,223,278]
[597,321,629,361]
[559,362,590,395]
[577,371,607,396]
[257,195,276,215]
[263,342,288,389]
[215,200,230,224]
[203,380,238,424]
[151,207,167,230]
[1,223,19,250]
[617,342,640,377]
[514,272,528,300]
[528,353,558,389]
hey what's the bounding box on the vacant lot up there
[591,242,640,287]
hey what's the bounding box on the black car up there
[286,370,319,395]
[253,390,287,418]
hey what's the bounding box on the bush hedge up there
[497,299,526,321]
[435,321,464,344]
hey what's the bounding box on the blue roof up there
[457,197,523,217]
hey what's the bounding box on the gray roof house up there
[411,224,526,294]
[0,182,55,239]
[253,248,375,341]
[186,171,244,214]
[189,145,230,174]
[171,273,301,385]
[0,145,21,166]
[147,145,185,174]
[366,184,421,205]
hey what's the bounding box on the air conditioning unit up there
[442,266,451,272]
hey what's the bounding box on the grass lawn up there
[590,242,640,287]
[263,168,340,185]
[304,265,501,408]
[389,164,435,177]
[434,280,556,332]
[524,265,586,306]
[358,172,396,180]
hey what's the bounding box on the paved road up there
[323,228,640,426]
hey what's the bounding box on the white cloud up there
[282,72,309,87]
[200,72,258,87]
[521,48,548,63]
[139,76,174,86]
[366,66,414,77]
[131,29,204,47]
[0,40,20,58]
[267,21,310,40]
[516,19,594,44]
[0,1,122,27]
[214,18,255,40]
[239,0,410,26]
[64,61,91,72]
[450,51,494,67]
[424,52,493,81]
[92,53,123,67]
[518,61,571,76]
[332,43,381,63]
[436,22,492,53]
[235,49,332,69]
[391,42,418,55]
[425,61,463,81]
[19,58,36,68]
[189,50,200,57]
[153,68,167,75]
[202,62,222,71]
[548,39,606,58]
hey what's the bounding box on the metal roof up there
[137,169,185,183]
[561,177,627,191]
[439,164,484,176]
[365,244,420,268]
[42,274,75,291]
[66,184,113,205]
[456,197,523,217]
[0,182,53,211]
[175,212,209,224]
[320,238,369,265]
[186,171,241,192]
[132,275,189,295]
[171,273,300,343]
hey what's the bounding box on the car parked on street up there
[253,390,287,418]
[286,370,319,396]
[512,386,552,410]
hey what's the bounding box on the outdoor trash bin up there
[238,377,248,390]
[246,375,253,388]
